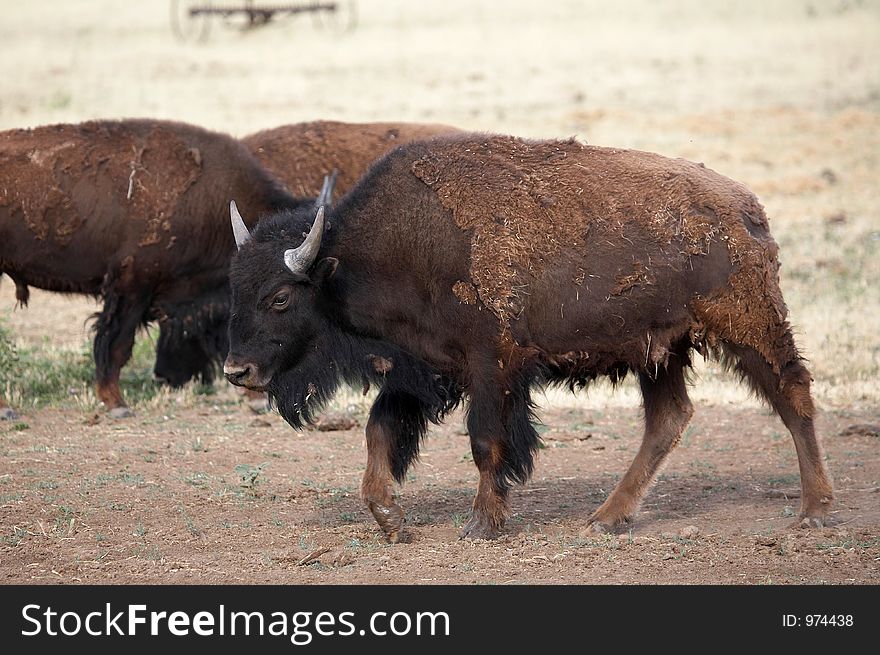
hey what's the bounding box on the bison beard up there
[225,133,834,542]
[266,330,461,436]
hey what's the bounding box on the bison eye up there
[270,290,291,310]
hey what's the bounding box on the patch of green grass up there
[0,321,166,409]
[53,505,76,534]
[766,474,800,487]
[817,536,880,551]
[1,526,27,546]
[236,462,268,488]
[0,320,21,396]
[184,472,210,487]
[315,485,354,508]
[451,512,469,528]
[95,471,144,487]
[178,506,201,537]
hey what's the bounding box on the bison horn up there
[314,169,338,210]
[284,206,325,274]
[230,200,252,249]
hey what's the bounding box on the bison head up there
[224,174,337,392]
[154,324,220,388]
[151,285,231,388]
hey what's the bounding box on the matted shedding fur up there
[243,120,461,199]
[410,134,794,371]
[0,122,202,247]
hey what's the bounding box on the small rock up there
[333,552,355,568]
[819,168,838,185]
[108,407,135,419]
[1,407,19,421]
[247,397,270,414]
[83,413,101,426]
[679,525,700,539]
[313,412,358,432]
[755,535,777,547]
[249,417,272,428]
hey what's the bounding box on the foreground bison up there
[0,119,298,415]
[225,134,833,540]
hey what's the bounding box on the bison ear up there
[230,200,252,249]
[311,257,338,284]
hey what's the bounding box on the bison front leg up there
[93,291,150,418]
[362,389,429,543]
[587,360,694,533]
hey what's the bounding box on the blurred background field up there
[1,0,878,412]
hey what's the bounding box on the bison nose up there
[223,360,253,387]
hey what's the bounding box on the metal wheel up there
[311,0,358,33]
[170,0,213,42]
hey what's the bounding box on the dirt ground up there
[1,1,879,584]
[1,400,878,584]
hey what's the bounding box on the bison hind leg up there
[586,350,694,533]
[721,340,833,527]
[461,372,542,540]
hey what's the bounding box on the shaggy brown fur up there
[243,120,461,197]
[411,135,795,372]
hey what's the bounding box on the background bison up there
[242,120,460,197]
[0,119,296,415]
[224,134,833,540]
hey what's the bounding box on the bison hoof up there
[582,521,613,536]
[459,514,503,541]
[108,407,135,419]
[368,502,406,544]
[792,514,827,529]
[585,511,631,535]
[1,407,19,421]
